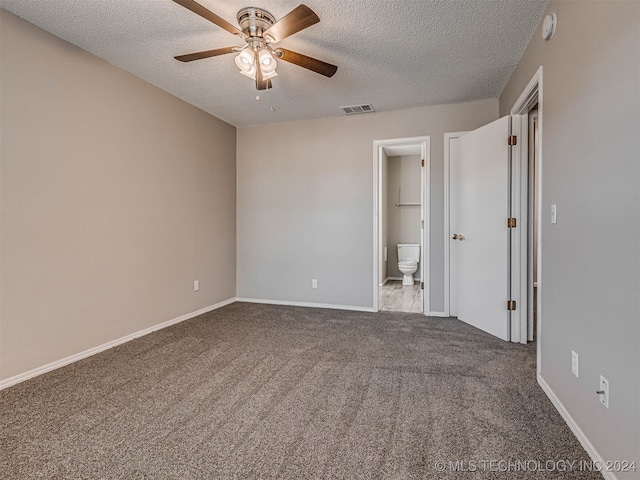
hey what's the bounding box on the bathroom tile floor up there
[379,280,422,313]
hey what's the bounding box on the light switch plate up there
[551,204,557,224]
[599,376,609,409]
[571,351,579,377]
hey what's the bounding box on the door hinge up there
[508,135,517,146]
[421,159,425,167]
[507,217,517,228]
[421,220,424,228]
[507,300,517,311]
[421,282,424,290]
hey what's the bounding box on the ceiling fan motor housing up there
[237,7,275,39]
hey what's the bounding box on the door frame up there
[510,67,543,360]
[373,136,431,314]
[527,111,539,342]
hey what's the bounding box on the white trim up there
[538,375,618,480]
[510,66,543,116]
[236,297,375,313]
[373,136,431,316]
[387,276,422,282]
[421,139,431,317]
[379,277,390,287]
[443,131,469,318]
[537,72,543,375]
[510,66,543,373]
[427,310,449,318]
[0,297,237,391]
[373,142,380,311]
[527,112,539,342]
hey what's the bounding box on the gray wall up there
[0,11,237,380]
[500,0,639,473]
[387,155,422,280]
[236,100,498,310]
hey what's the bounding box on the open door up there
[454,116,512,341]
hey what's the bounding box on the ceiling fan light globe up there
[261,70,278,80]
[235,49,255,73]
[239,62,257,80]
[240,69,257,80]
[258,49,277,75]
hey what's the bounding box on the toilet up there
[397,244,420,286]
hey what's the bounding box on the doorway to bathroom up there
[373,136,430,314]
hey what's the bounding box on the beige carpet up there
[0,302,601,479]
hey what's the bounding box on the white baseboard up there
[0,297,237,391]
[379,277,390,287]
[387,276,422,282]
[236,297,375,313]
[538,374,615,480]
[427,311,449,317]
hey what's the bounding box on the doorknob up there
[451,233,465,240]
[458,234,465,240]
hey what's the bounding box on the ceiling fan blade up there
[263,4,319,43]
[175,47,236,62]
[173,0,244,38]
[278,48,337,77]
[255,65,273,91]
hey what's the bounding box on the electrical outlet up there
[571,351,579,378]
[312,279,318,289]
[194,280,199,292]
[598,376,609,409]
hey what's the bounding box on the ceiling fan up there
[173,0,338,90]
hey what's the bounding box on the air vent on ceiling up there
[340,104,375,115]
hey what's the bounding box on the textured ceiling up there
[0,0,548,127]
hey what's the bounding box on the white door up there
[446,133,467,317]
[455,116,511,341]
